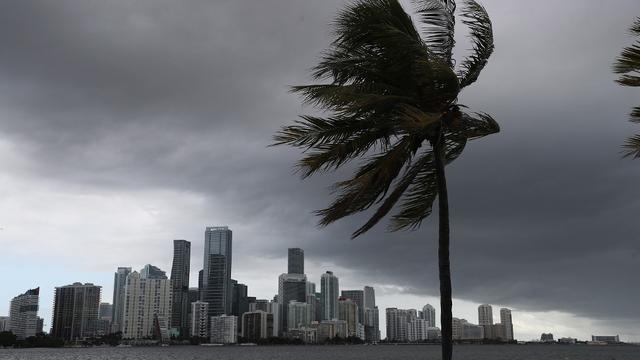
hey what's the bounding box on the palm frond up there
[390,135,467,230]
[448,111,500,141]
[457,0,494,88]
[631,17,640,35]
[413,0,456,65]
[316,135,424,227]
[622,134,640,158]
[351,149,434,238]
[631,106,640,123]
[613,17,640,87]
[273,115,371,148]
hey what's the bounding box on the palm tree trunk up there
[434,130,453,360]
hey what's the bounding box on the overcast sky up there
[1,0,639,342]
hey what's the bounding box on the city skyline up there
[0,231,626,342]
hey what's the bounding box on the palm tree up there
[274,1,498,358]
[614,17,640,158]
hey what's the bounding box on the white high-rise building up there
[9,288,39,340]
[478,304,493,326]
[408,318,428,342]
[210,315,237,344]
[320,271,339,320]
[386,308,414,342]
[190,301,209,338]
[422,304,436,327]
[287,301,313,331]
[121,267,172,339]
[500,308,514,340]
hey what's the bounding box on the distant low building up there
[558,337,577,344]
[591,335,620,344]
[427,327,441,340]
[210,315,237,344]
[541,333,554,342]
[0,316,10,332]
[242,311,273,342]
[190,301,209,339]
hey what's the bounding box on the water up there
[0,345,638,360]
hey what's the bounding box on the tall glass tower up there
[170,239,191,335]
[203,226,232,316]
[287,248,304,275]
[320,271,339,320]
[111,267,131,333]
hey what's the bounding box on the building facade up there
[422,304,436,328]
[241,310,273,342]
[278,273,307,334]
[363,307,380,342]
[337,297,358,337]
[478,304,493,326]
[287,248,304,275]
[203,226,233,316]
[287,301,313,331]
[9,287,39,340]
[190,301,209,338]
[52,283,101,341]
[111,267,131,333]
[170,239,191,336]
[500,308,514,341]
[341,290,364,325]
[0,316,10,332]
[121,267,172,339]
[320,271,339,320]
[386,308,416,342]
[210,315,237,344]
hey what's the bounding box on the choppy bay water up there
[0,344,638,360]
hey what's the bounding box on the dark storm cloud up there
[1,0,639,336]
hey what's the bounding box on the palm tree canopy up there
[614,17,640,158]
[274,0,499,238]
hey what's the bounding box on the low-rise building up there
[210,315,237,344]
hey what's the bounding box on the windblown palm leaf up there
[614,17,640,158]
[275,0,498,235]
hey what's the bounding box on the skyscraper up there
[52,283,101,341]
[287,301,313,330]
[422,304,436,328]
[320,271,339,320]
[341,290,364,325]
[338,297,359,337]
[122,266,172,339]
[386,308,413,342]
[231,280,249,318]
[9,288,39,340]
[278,273,307,334]
[111,267,131,333]
[363,307,380,342]
[170,239,191,336]
[478,304,493,326]
[500,308,514,340]
[363,286,376,309]
[287,248,304,274]
[203,226,232,316]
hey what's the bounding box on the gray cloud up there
[1,0,639,339]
